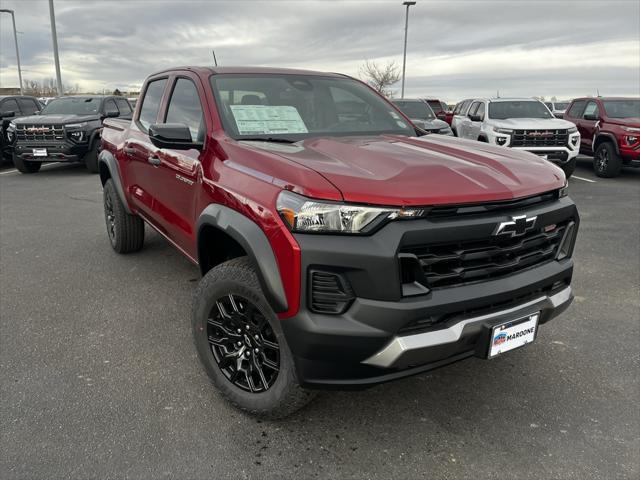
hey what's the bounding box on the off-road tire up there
[560,157,576,178]
[192,257,315,419]
[594,142,622,178]
[13,153,41,174]
[84,141,100,174]
[103,179,144,253]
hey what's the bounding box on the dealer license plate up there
[488,313,539,358]
[32,148,47,157]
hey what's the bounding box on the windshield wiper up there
[239,137,298,144]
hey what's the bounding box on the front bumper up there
[282,197,579,389]
[12,141,89,163]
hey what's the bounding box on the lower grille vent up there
[309,270,354,314]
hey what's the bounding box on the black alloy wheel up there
[207,293,280,393]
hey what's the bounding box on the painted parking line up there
[571,175,597,183]
[0,162,61,176]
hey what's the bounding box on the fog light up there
[496,136,507,146]
[69,131,85,142]
[571,137,579,146]
[626,135,638,146]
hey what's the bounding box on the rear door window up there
[104,99,119,117]
[0,99,19,116]
[138,79,168,131]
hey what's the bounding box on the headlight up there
[276,190,425,234]
[66,122,88,129]
[69,130,85,142]
[493,127,513,134]
[7,122,16,131]
[568,126,578,134]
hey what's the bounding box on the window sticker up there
[230,105,308,135]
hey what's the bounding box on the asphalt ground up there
[1,156,638,479]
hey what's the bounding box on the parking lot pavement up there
[0,158,638,480]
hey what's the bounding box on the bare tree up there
[359,60,401,98]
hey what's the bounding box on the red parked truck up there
[99,66,579,418]
[563,97,640,177]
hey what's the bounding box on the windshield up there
[41,97,102,115]
[488,101,554,120]
[210,74,415,141]
[554,102,569,110]
[602,100,640,118]
[393,101,436,120]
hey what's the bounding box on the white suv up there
[456,98,581,177]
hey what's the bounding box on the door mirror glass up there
[105,110,119,118]
[583,113,598,121]
[149,123,202,150]
[1,111,16,118]
[468,114,481,122]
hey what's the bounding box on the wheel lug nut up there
[254,335,259,340]
[254,348,259,353]
[236,342,242,347]
[245,325,250,330]
[245,351,251,357]
[237,329,241,334]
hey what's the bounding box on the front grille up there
[401,222,567,289]
[511,129,568,147]
[15,124,65,142]
[309,270,354,314]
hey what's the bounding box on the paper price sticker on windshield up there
[230,105,308,135]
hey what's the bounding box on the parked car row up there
[2,95,133,173]
[447,96,639,178]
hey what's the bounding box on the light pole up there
[48,0,64,96]
[401,1,416,99]
[0,9,23,94]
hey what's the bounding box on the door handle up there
[147,155,161,166]
[123,146,135,155]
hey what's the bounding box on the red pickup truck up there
[563,97,640,177]
[99,66,579,418]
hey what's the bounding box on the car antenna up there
[596,88,600,97]
[212,50,218,67]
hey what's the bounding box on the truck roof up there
[148,66,346,78]
[571,96,638,101]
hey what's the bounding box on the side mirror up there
[1,111,16,118]
[583,113,598,121]
[105,111,119,118]
[436,112,446,120]
[468,114,482,122]
[149,123,202,150]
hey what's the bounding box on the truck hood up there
[489,118,576,130]
[243,135,565,206]
[605,117,640,128]
[410,118,449,130]
[12,114,101,125]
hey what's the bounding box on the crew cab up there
[456,98,581,177]
[99,66,578,418]
[391,99,453,135]
[563,97,639,177]
[6,95,132,174]
[0,95,42,163]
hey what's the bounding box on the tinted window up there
[0,99,19,116]
[475,102,485,120]
[426,100,443,114]
[104,99,119,116]
[488,101,553,120]
[602,100,640,118]
[461,100,473,114]
[453,102,462,114]
[392,101,435,120]
[18,98,40,115]
[139,79,168,131]
[545,102,553,109]
[42,97,101,115]
[210,74,415,140]
[566,100,586,118]
[555,102,569,110]
[583,101,599,119]
[115,98,132,115]
[165,78,204,141]
[468,102,480,116]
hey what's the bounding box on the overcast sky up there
[1,0,638,102]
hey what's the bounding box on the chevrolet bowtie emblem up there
[494,215,537,237]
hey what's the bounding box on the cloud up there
[1,0,638,101]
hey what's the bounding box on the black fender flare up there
[89,127,102,151]
[593,132,620,155]
[197,204,288,313]
[98,149,132,214]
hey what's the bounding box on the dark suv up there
[0,95,42,163]
[563,97,640,177]
[6,95,132,174]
